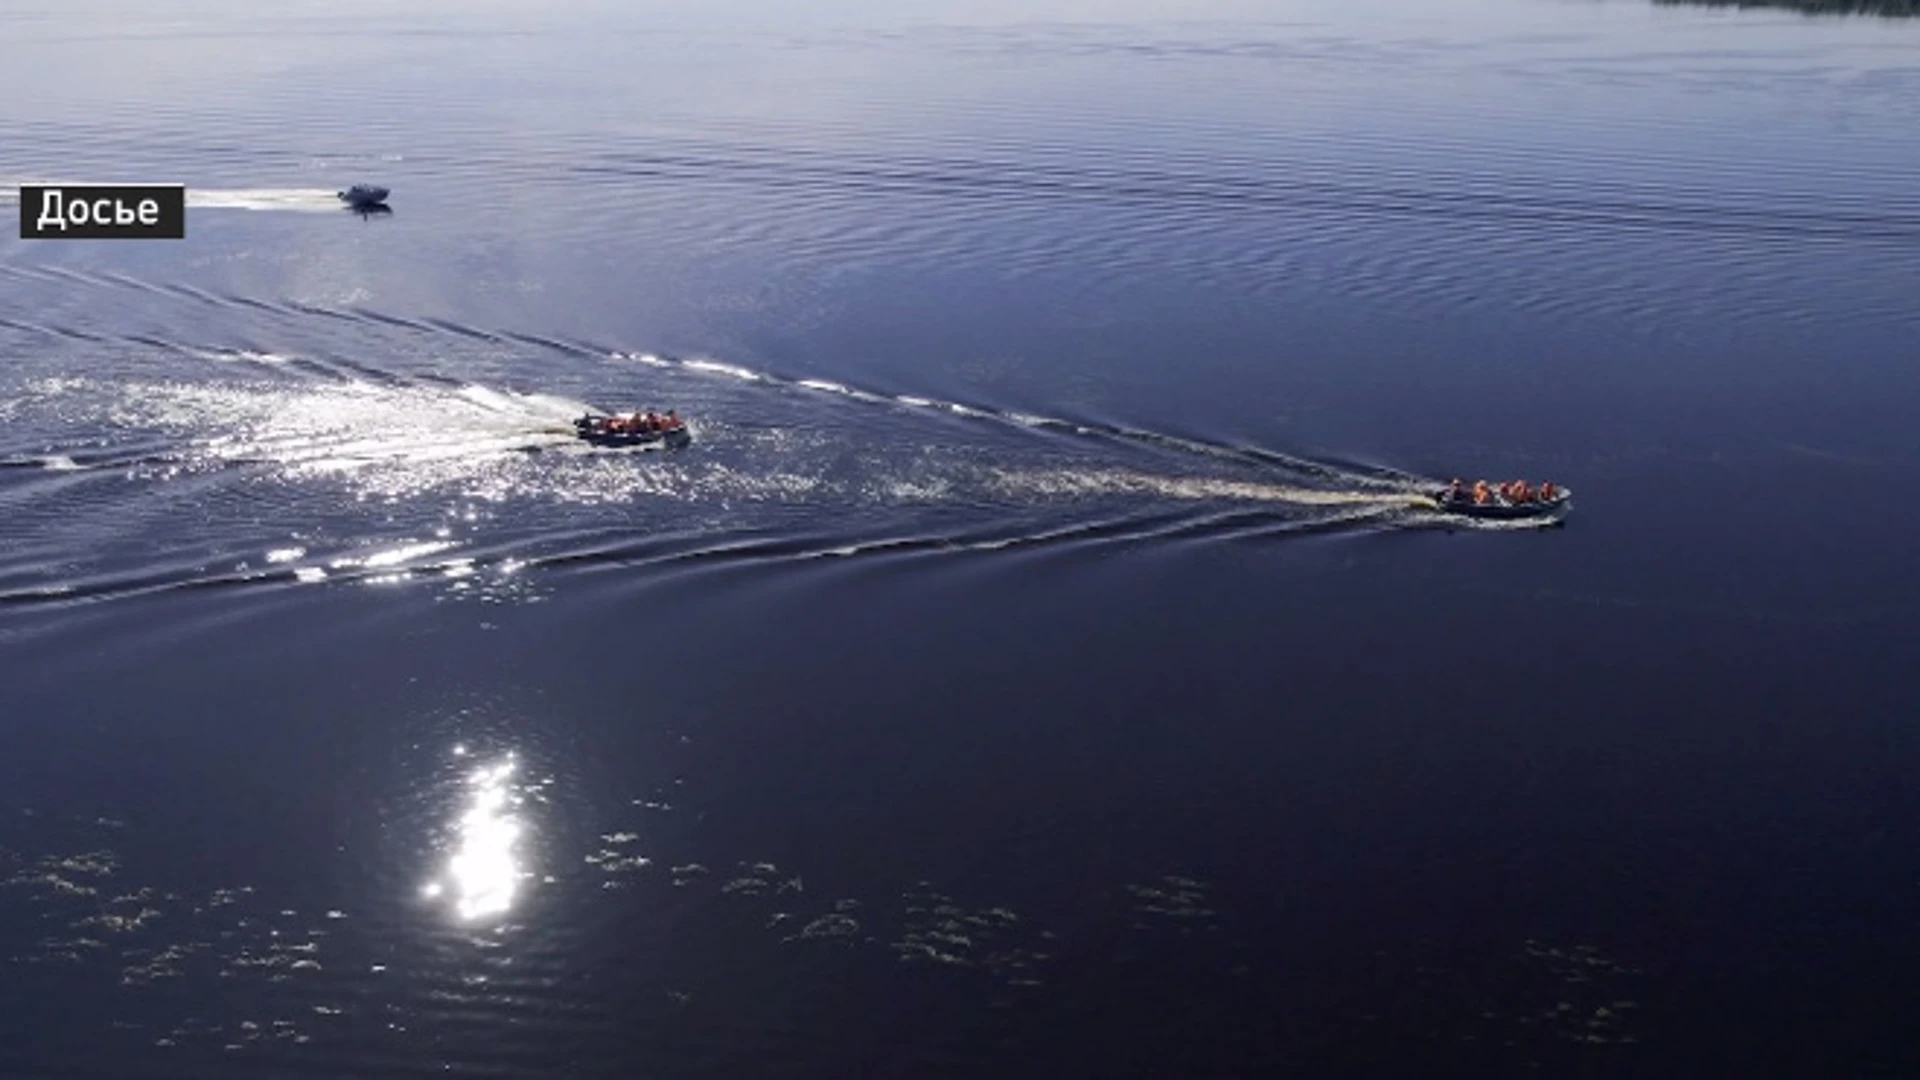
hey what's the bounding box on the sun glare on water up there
[421,754,527,922]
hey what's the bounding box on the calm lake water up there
[3,0,1919,1074]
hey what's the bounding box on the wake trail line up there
[0,267,1440,497]
[2,292,1449,519]
[0,182,345,213]
[612,349,1434,494]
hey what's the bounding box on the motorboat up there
[1433,483,1570,520]
[574,413,692,449]
[337,184,390,209]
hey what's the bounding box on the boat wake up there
[185,188,345,213]
[0,308,1556,612]
[0,181,346,213]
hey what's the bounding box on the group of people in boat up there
[1444,477,1559,505]
[593,409,683,435]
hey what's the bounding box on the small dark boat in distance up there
[1433,481,1571,520]
[574,412,692,449]
[337,184,390,209]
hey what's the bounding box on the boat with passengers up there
[1434,478,1570,520]
[574,408,692,448]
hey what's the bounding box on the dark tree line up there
[1655,0,1919,15]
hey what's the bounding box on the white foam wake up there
[185,188,341,212]
[990,467,1429,508]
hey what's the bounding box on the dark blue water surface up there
[4,1,1919,1074]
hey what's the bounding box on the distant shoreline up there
[1655,0,1919,16]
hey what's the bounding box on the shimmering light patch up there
[13,374,859,509]
[28,375,600,500]
[796,378,884,403]
[265,547,306,563]
[422,756,527,923]
[193,349,294,365]
[329,540,458,570]
[683,358,761,381]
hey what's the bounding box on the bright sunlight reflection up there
[421,754,525,922]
